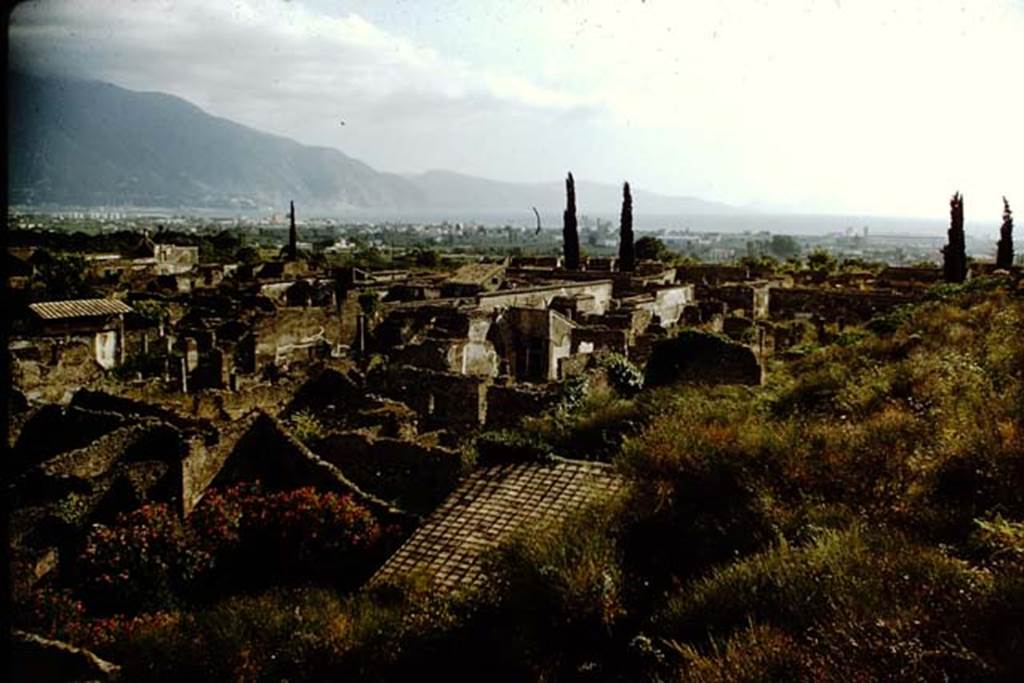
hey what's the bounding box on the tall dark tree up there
[943,192,967,283]
[618,182,635,272]
[562,172,581,270]
[286,200,298,261]
[996,196,1014,269]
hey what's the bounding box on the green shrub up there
[116,587,355,681]
[485,499,626,631]
[557,373,590,414]
[475,429,556,464]
[667,623,828,683]
[600,353,644,397]
[972,515,1024,568]
[288,409,325,444]
[865,305,913,335]
[657,526,989,679]
[615,388,791,591]
[479,498,628,676]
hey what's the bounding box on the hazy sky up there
[9,0,1023,219]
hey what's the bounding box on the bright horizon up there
[9,0,1024,224]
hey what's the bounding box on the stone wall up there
[253,305,339,368]
[572,327,630,356]
[676,264,751,284]
[485,383,560,429]
[648,284,694,326]
[9,336,106,403]
[769,287,921,322]
[877,266,944,288]
[696,283,770,318]
[312,431,462,513]
[180,411,260,515]
[10,405,128,476]
[378,365,489,429]
[478,280,614,316]
[645,330,763,387]
[205,411,408,521]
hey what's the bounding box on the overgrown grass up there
[17,281,1024,680]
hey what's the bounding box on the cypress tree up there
[618,181,635,272]
[563,172,580,270]
[943,192,967,283]
[287,200,298,261]
[996,196,1014,269]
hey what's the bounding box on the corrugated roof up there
[29,299,134,320]
[370,459,625,592]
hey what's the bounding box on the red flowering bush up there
[71,485,386,616]
[14,588,89,643]
[14,586,180,660]
[232,486,384,586]
[76,504,211,613]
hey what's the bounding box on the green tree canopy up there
[768,234,801,259]
[634,236,672,262]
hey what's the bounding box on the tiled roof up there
[29,299,134,320]
[371,459,625,592]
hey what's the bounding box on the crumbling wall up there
[557,352,591,378]
[485,383,560,429]
[648,284,694,326]
[696,283,770,318]
[9,337,105,402]
[572,327,629,356]
[478,281,614,316]
[180,411,260,515]
[71,389,216,437]
[600,307,653,335]
[723,316,756,342]
[676,264,751,284]
[378,365,489,429]
[11,405,128,477]
[548,309,575,381]
[312,431,462,513]
[769,287,921,322]
[877,266,944,289]
[208,412,407,520]
[645,330,763,387]
[253,306,340,367]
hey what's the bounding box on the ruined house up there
[9,299,138,402]
[440,262,507,298]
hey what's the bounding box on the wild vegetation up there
[13,277,1024,680]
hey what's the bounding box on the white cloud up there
[9,0,1024,221]
[9,0,603,169]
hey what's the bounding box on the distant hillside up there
[403,170,732,216]
[7,74,424,212]
[8,74,732,217]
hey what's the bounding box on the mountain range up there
[8,73,731,217]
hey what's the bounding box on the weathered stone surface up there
[484,383,559,429]
[313,431,462,513]
[11,405,128,477]
[10,630,121,682]
[645,329,763,387]
[208,411,411,522]
[376,365,490,429]
[769,286,922,322]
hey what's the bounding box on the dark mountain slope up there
[8,74,423,211]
